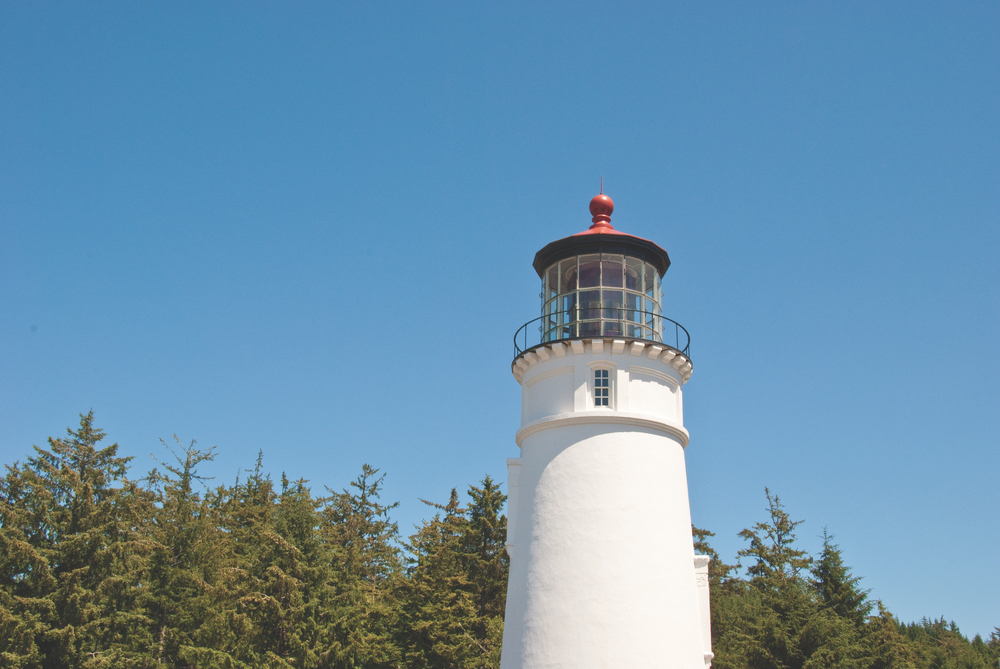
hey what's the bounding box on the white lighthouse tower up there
[500,192,711,668]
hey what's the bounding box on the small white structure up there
[500,193,712,668]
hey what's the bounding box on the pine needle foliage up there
[811,529,872,626]
[0,411,154,668]
[319,464,404,669]
[402,479,507,669]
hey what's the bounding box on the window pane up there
[644,263,658,296]
[560,258,577,293]
[625,257,642,291]
[579,321,601,337]
[594,369,610,407]
[625,292,641,323]
[579,254,601,288]
[601,254,624,288]
[560,293,577,324]
[546,264,558,300]
[602,290,624,320]
[645,294,660,316]
[579,290,600,321]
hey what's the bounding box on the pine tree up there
[861,603,918,669]
[810,529,871,626]
[320,464,404,669]
[0,412,156,667]
[716,489,871,669]
[0,451,57,668]
[986,628,1000,667]
[205,452,315,668]
[144,438,240,667]
[461,477,508,667]
[402,479,508,669]
[271,475,333,668]
[738,489,812,592]
[403,488,479,669]
[900,617,999,669]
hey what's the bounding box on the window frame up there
[590,364,615,409]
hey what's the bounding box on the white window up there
[594,368,611,407]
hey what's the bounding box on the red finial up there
[589,188,614,230]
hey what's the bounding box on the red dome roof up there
[531,192,671,277]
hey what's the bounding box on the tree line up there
[695,492,999,669]
[1,413,996,668]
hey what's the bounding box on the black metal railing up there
[513,308,691,358]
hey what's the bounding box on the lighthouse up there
[500,192,712,668]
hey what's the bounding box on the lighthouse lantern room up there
[501,192,711,669]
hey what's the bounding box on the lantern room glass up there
[540,253,663,344]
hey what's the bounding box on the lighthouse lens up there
[560,293,577,321]
[625,292,641,322]
[579,290,600,321]
[546,265,558,300]
[540,253,664,346]
[560,261,577,293]
[601,254,624,288]
[644,263,659,297]
[625,257,643,291]
[578,255,601,288]
[601,289,624,320]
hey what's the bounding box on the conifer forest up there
[1,413,997,668]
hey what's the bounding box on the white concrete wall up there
[506,457,522,556]
[694,555,714,667]
[501,339,703,669]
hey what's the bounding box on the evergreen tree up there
[1,450,58,667]
[202,452,322,668]
[144,438,239,667]
[715,490,870,669]
[860,603,918,669]
[0,412,154,668]
[403,489,477,669]
[461,477,508,666]
[810,529,871,626]
[320,464,404,669]
[900,617,999,669]
[738,489,812,592]
[988,628,1000,660]
[402,479,508,669]
[271,475,333,668]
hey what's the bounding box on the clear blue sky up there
[2,1,997,638]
